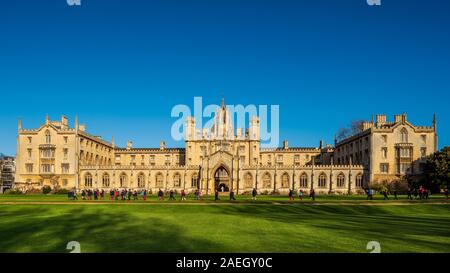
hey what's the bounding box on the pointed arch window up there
[400,128,408,143]
[45,130,51,144]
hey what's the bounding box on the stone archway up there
[214,166,230,192]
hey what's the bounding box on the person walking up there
[288,189,294,201]
[407,187,412,200]
[214,190,220,201]
[181,189,186,201]
[169,190,176,201]
[252,188,257,201]
[383,190,389,200]
[158,189,164,201]
[229,190,236,201]
[393,190,398,200]
[298,189,303,201]
[309,189,316,201]
[133,190,138,200]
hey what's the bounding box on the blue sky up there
[1,0,449,155]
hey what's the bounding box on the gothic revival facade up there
[14,100,437,195]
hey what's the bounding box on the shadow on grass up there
[205,204,450,252]
[0,205,223,253]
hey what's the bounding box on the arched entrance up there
[214,166,230,192]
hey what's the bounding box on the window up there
[239,145,245,153]
[138,173,145,188]
[119,174,127,187]
[244,173,253,188]
[397,163,412,174]
[149,155,155,166]
[61,164,70,174]
[400,128,408,143]
[294,155,300,162]
[191,174,198,188]
[300,173,308,188]
[42,149,54,158]
[156,173,164,188]
[239,156,245,164]
[355,174,363,188]
[277,155,283,162]
[318,173,327,188]
[165,155,171,166]
[63,148,68,159]
[381,135,387,144]
[62,179,68,187]
[381,147,387,159]
[28,137,32,144]
[337,173,345,188]
[84,173,93,187]
[420,147,427,158]
[45,130,51,144]
[281,173,289,188]
[102,174,110,187]
[380,163,389,173]
[421,134,427,144]
[27,149,32,159]
[305,154,310,161]
[64,136,68,143]
[41,164,53,173]
[262,173,271,188]
[399,148,411,158]
[25,163,33,173]
[173,173,181,188]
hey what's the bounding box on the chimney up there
[78,124,86,132]
[45,114,50,125]
[319,140,323,149]
[376,114,386,126]
[18,118,22,131]
[61,115,68,129]
[111,136,115,148]
[362,121,373,131]
[394,114,402,123]
[160,141,166,150]
[283,140,289,149]
[402,113,407,123]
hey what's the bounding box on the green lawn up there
[0,194,449,253]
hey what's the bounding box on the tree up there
[422,146,450,192]
[336,120,365,142]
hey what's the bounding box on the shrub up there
[3,189,23,195]
[42,186,52,194]
[53,188,69,194]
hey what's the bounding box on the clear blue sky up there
[1,0,449,155]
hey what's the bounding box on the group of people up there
[68,186,449,202]
[406,186,431,200]
[364,185,449,200]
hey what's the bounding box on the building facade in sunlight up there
[14,99,437,195]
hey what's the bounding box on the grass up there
[0,194,449,253]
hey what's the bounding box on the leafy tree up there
[422,146,450,192]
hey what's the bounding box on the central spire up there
[221,97,225,110]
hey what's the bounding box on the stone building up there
[334,114,437,185]
[14,99,436,195]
